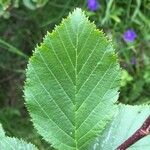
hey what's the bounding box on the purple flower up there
[87,0,99,11]
[123,29,137,42]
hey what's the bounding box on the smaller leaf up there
[0,124,5,137]
[89,105,150,150]
[0,123,37,150]
[23,0,48,10]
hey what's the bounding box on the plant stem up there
[0,38,28,58]
[116,115,150,150]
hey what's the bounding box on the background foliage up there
[0,0,150,149]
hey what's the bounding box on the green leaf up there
[0,124,37,150]
[0,124,5,137]
[89,105,150,150]
[0,137,37,150]
[24,8,120,150]
[23,0,48,10]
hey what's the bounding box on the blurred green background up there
[0,0,150,149]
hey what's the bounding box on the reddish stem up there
[116,115,150,150]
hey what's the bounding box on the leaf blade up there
[24,8,120,150]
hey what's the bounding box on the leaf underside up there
[24,8,120,150]
[0,124,37,150]
[89,105,150,150]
